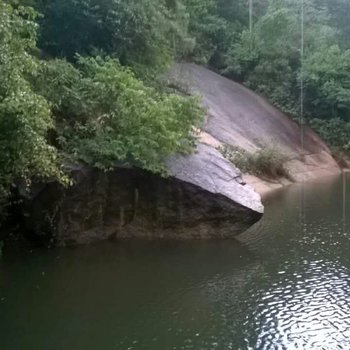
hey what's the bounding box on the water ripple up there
[245,260,350,349]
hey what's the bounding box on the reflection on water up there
[246,260,350,349]
[0,173,349,349]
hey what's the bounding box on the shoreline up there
[245,168,350,200]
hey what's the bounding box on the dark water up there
[1,173,350,350]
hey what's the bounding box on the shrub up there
[0,2,63,211]
[34,56,205,175]
[309,118,350,157]
[221,144,290,179]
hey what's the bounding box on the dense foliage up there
[34,57,203,173]
[224,0,350,121]
[23,0,350,131]
[184,0,350,154]
[29,0,194,76]
[309,118,350,155]
[0,0,204,214]
[0,2,62,209]
[1,0,350,216]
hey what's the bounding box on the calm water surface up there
[1,173,350,349]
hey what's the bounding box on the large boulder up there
[24,143,263,246]
[169,63,341,195]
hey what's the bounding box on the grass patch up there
[220,145,290,179]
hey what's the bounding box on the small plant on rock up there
[220,144,290,180]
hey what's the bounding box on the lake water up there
[1,173,349,349]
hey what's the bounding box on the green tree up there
[304,45,350,120]
[225,0,300,114]
[33,57,204,174]
[309,118,350,154]
[0,1,62,209]
[315,0,350,49]
[225,0,350,120]
[183,0,250,67]
[33,0,192,75]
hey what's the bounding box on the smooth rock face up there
[170,63,341,195]
[24,160,263,245]
[167,143,263,213]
